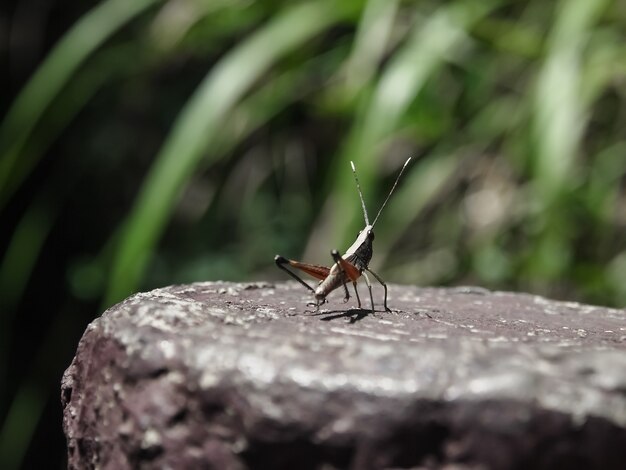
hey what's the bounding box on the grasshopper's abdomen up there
[315,264,351,301]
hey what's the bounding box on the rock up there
[61,282,626,469]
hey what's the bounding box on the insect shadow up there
[316,308,372,323]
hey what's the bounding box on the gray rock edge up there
[62,282,626,469]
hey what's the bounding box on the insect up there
[275,157,411,313]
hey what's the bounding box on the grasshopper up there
[275,157,411,313]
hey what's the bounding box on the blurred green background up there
[1,0,625,467]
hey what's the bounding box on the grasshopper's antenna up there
[350,161,370,226]
[371,157,412,228]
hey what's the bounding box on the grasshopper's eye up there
[368,230,374,240]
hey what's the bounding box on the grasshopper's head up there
[345,224,374,263]
[347,158,410,266]
[359,224,375,243]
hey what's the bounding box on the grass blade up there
[532,0,610,198]
[308,0,499,258]
[103,0,354,305]
[0,0,161,208]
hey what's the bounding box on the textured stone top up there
[62,282,626,469]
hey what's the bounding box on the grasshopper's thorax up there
[343,224,374,272]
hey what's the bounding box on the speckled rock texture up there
[62,281,626,470]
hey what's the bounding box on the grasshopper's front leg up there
[330,250,369,312]
[366,268,391,312]
[342,282,351,303]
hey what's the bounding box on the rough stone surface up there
[62,281,626,469]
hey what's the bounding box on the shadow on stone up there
[319,308,371,323]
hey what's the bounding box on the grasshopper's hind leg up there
[275,255,332,311]
[274,255,317,293]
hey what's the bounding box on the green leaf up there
[532,0,610,198]
[104,0,355,305]
[312,0,500,255]
[0,0,162,208]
